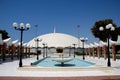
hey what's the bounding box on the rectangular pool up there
[32,57,95,68]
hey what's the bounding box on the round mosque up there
[27,31,82,53]
[28,33,82,47]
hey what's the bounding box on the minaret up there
[53,27,56,33]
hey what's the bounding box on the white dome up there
[27,33,82,48]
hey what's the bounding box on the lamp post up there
[73,44,76,58]
[45,44,48,57]
[43,43,45,57]
[80,37,88,60]
[69,46,71,56]
[13,22,30,67]
[77,25,80,52]
[34,38,42,60]
[99,24,115,67]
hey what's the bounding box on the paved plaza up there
[0,55,120,78]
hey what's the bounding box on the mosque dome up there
[27,32,82,48]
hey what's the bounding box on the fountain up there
[31,47,95,67]
[52,53,73,66]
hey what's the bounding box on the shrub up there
[56,47,63,53]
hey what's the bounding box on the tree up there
[0,30,10,40]
[91,19,119,42]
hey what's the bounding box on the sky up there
[0,0,120,43]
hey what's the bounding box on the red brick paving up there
[0,76,120,80]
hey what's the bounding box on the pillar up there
[112,44,116,61]
[0,45,2,60]
[97,46,100,59]
[28,47,30,57]
[92,47,95,58]
[17,46,20,59]
[11,44,15,60]
[25,47,27,58]
[10,45,13,60]
[85,48,88,57]
[103,45,107,60]
[2,43,6,61]
[15,46,17,58]
[22,46,24,58]
[89,48,91,57]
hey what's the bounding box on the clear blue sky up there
[0,0,120,43]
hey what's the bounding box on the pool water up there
[32,57,95,68]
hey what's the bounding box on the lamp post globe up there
[13,22,18,29]
[26,23,31,29]
[20,23,25,29]
[99,26,104,31]
[111,26,115,31]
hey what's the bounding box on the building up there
[27,31,82,54]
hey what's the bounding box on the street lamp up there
[34,38,42,60]
[99,23,115,67]
[80,37,88,60]
[45,44,48,57]
[13,22,30,67]
[43,43,45,57]
[77,25,80,52]
[73,44,77,58]
[69,46,71,56]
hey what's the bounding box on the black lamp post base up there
[74,55,75,58]
[37,55,39,60]
[19,62,22,67]
[107,62,111,67]
[83,57,85,60]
